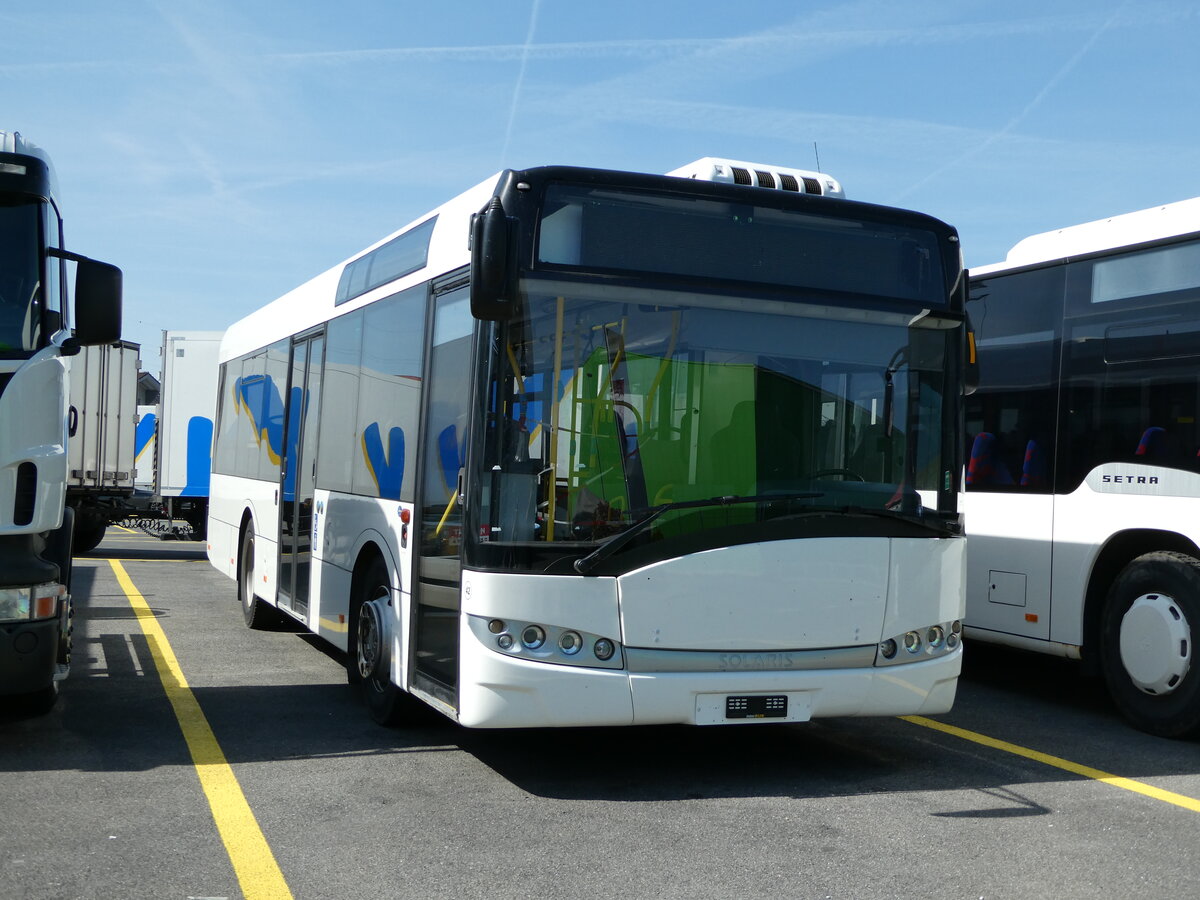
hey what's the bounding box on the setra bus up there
[207,158,971,727]
[965,196,1200,737]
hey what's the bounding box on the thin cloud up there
[896,0,1133,200]
[501,0,543,165]
[260,6,1194,70]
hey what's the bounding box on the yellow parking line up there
[109,560,294,899]
[903,715,1200,813]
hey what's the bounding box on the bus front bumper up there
[456,643,962,729]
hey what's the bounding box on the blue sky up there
[3,0,1198,370]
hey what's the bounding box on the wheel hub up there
[1119,592,1192,695]
[356,598,388,681]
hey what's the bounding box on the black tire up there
[1100,551,1200,738]
[352,556,408,726]
[239,524,280,629]
[5,684,60,717]
[73,515,107,555]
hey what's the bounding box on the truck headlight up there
[0,582,63,622]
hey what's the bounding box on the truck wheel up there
[239,524,279,629]
[1101,551,1200,738]
[73,515,107,555]
[353,556,407,726]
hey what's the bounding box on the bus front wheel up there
[1101,551,1200,738]
[354,557,406,726]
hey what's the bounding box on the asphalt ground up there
[2,525,1198,900]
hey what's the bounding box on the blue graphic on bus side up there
[361,423,404,501]
[234,374,302,499]
[235,373,407,501]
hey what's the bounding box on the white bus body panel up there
[0,347,69,534]
[976,196,1200,272]
[456,537,964,728]
[965,465,1200,650]
[157,331,221,499]
[207,473,280,592]
[66,341,138,492]
[960,492,1053,641]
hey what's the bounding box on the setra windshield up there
[477,279,960,564]
[0,199,43,353]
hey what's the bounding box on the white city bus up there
[208,158,971,728]
[964,196,1200,737]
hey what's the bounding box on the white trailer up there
[65,340,140,552]
[155,330,221,538]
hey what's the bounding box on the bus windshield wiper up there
[826,504,950,535]
[572,492,823,575]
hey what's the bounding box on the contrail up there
[501,0,543,166]
[897,1,1131,201]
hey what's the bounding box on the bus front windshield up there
[0,199,42,353]
[479,281,958,557]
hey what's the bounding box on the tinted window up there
[1060,244,1200,488]
[316,310,363,494]
[538,184,949,306]
[335,217,436,306]
[965,266,1064,493]
[352,287,427,501]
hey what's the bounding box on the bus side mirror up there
[470,198,515,321]
[74,258,123,346]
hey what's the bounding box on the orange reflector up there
[33,593,59,619]
[1025,613,1039,623]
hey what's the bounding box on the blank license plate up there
[725,695,788,719]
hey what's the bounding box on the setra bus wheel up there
[239,524,279,630]
[354,556,406,726]
[1100,551,1200,738]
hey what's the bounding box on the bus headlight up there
[876,619,962,667]
[468,615,624,669]
[558,631,582,655]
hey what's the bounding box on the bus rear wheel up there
[239,524,279,629]
[354,557,406,726]
[1101,551,1200,738]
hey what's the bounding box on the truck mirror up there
[74,258,123,347]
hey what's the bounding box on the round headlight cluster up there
[481,617,620,667]
[877,620,964,666]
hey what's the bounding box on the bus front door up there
[279,332,324,619]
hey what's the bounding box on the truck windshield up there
[478,279,958,552]
[0,199,42,353]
